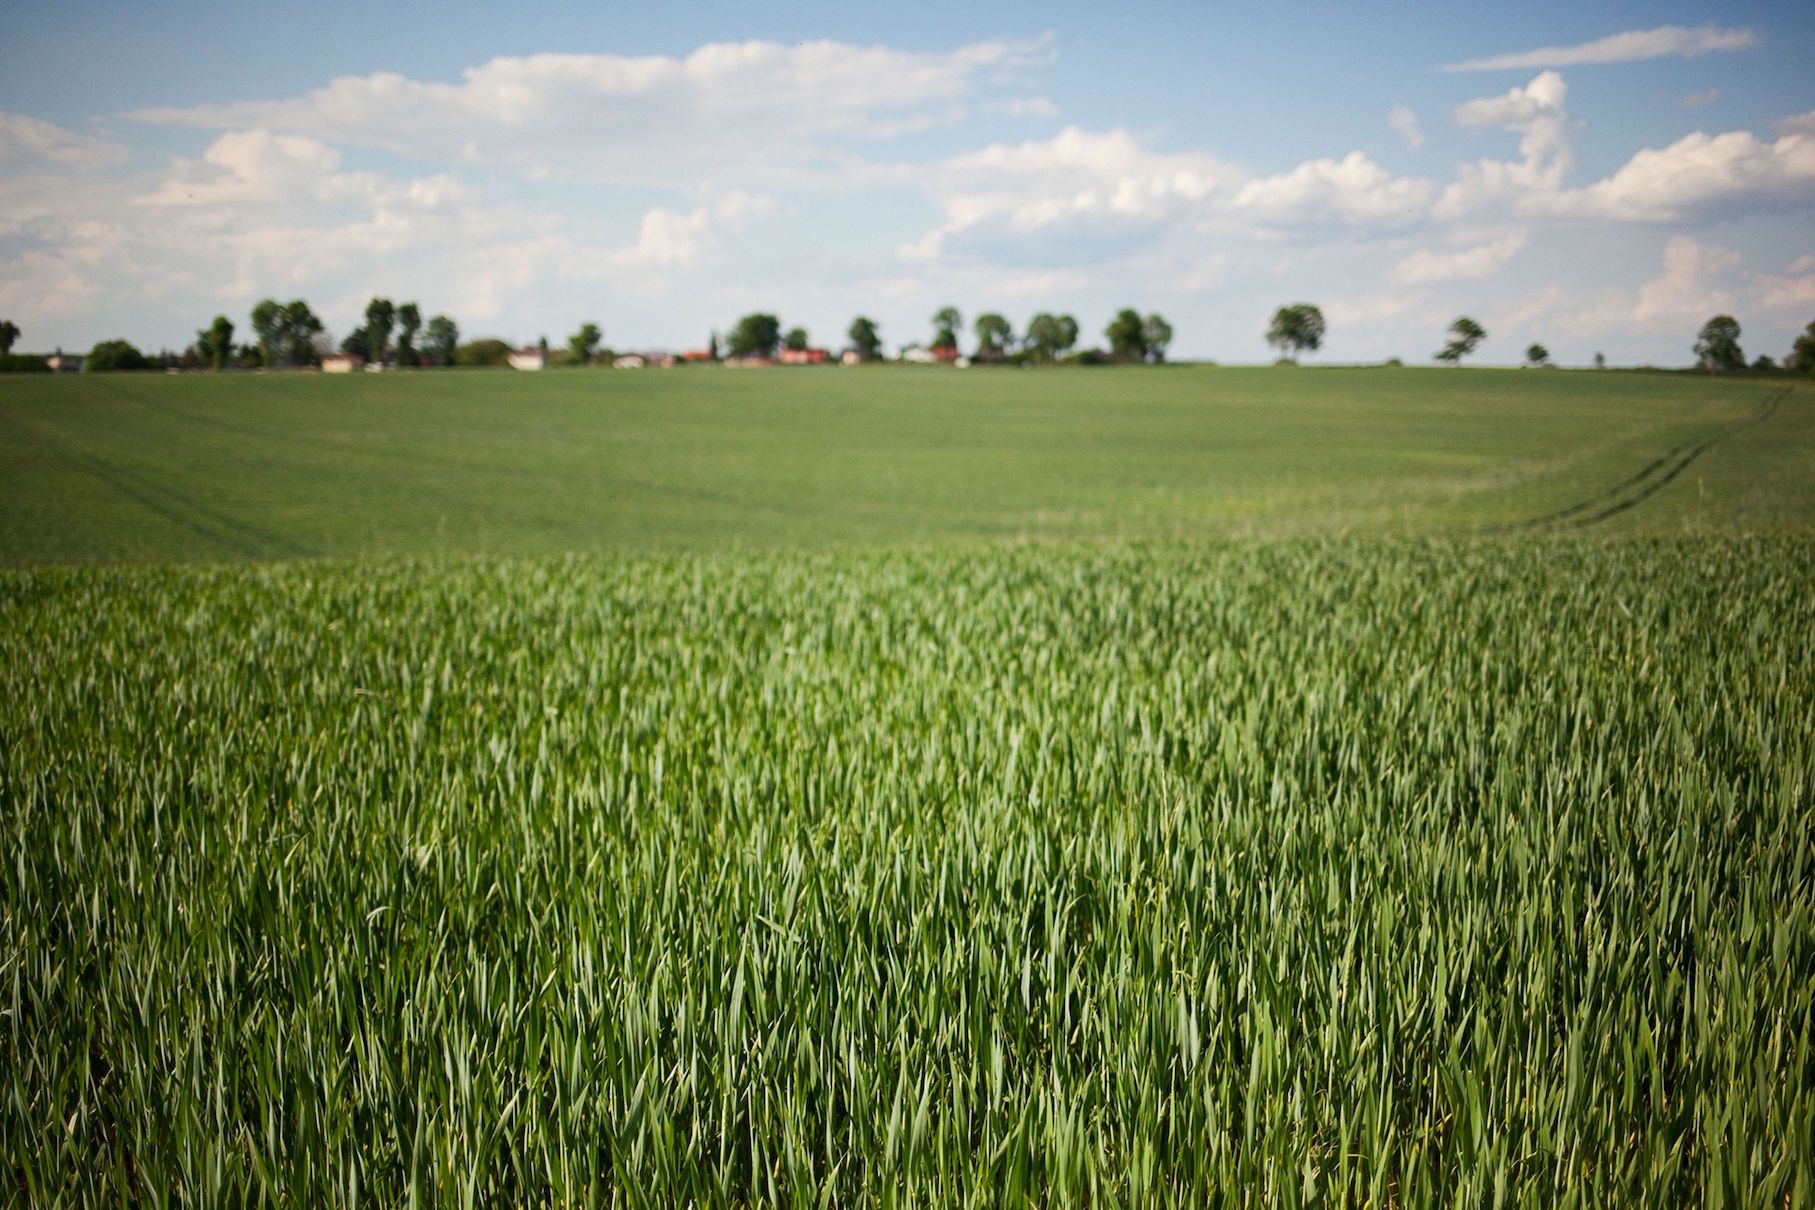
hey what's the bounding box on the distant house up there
[614,354,646,369]
[680,349,715,363]
[724,356,775,368]
[321,354,364,374]
[508,347,546,371]
[840,349,864,366]
[777,347,830,365]
[931,345,962,364]
[900,346,936,364]
[47,353,83,374]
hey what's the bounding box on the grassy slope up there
[1,366,1808,564]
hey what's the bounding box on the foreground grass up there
[2,368,1809,564]
[4,537,1811,1204]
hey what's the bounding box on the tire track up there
[0,404,312,560]
[1489,386,1789,533]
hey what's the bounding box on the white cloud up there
[1388,105,1423,150]
[1393,229,1529,284]
[903,126,1240,263]
[1779,111,1815,138]
[1632,235,1740,321]
[1232,152,1435,230]
[1756,255,1815,312]
[0,112,126,169]
[1437,72,1574,218]
[1443,25,1755,72]
[1553,127,1815,222]
[129,38,1053,190]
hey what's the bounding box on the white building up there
[509,348,546,371]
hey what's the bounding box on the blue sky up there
[2,1,1811,364]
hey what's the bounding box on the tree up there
[237,343,264,369]
[726,313,781,359]
[1693,315,1743,373]
[1525,342,1550,367]
[1593,351,1606,370]
[85,339,149,373]
[1789,320,1815,374]
[847,316,882,361]
[930,306,962,351]
[340,327,371,360]
[974,313,1013,359]
[1024,312,1080,361]
[1435,316,1486,366]
[453,338,512,367]
[281,300,324,366]
[1266,304,1325,362]
[1142,313,1174,363]
[0,320,18,354]
[1105,308,1146,362]
[784,326,810,353]
[708,331,720,361]
[424,315,459,367]
[251,299,283,369]
[396,302,421,367]
[196,315,235,371]
[1751,355,1777,371]
[363,298,396,366]
[568,322,602,365]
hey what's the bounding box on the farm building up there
[778,347,830,365]
[508,347,546,371]
[321,354,364,374]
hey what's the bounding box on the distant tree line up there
[6,302,1815,375]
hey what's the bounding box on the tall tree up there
[1266,304,1325,362]
[196,315,235,371]
[0,320,18,354]
[1693,315,1744,373]
[1525,342,1550,367]
[568,323,602,365]
[847,316,882,361]
[340,327,372,360]
[726,313,781,358]
[281,300,324,367]
[396,302,421,367]
[424,315,459,367]
[364,298,396,366]
[1142,314,1174,363]
[784,326,810,352]
[1105,308,1146,362]
[930,306,962,351]
[1789,320,1815,374]
[1593,351,1606,370]
[1435,316,1486,366]
[251,299,283,368]
[974,313,1012,358]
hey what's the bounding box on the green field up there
[3,368,1813,1204]
[1,367,1809,563]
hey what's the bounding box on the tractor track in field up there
[0,403,313,561]
[1490,386,1790,533]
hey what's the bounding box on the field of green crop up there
[2,367,1810,564]
[3,369,1813,1204]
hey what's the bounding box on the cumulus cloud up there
[1437,72,1574,218]
[1232,152,1435,230]
[1443,25,1755,72]
[0,112,127,170]
[1388,106,1423,150]
[129,38,1053,190]
[1393,229,1529,284]
[1553,127,1815,222]
[902,126,1239,263]
[1632,235,1741,321]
